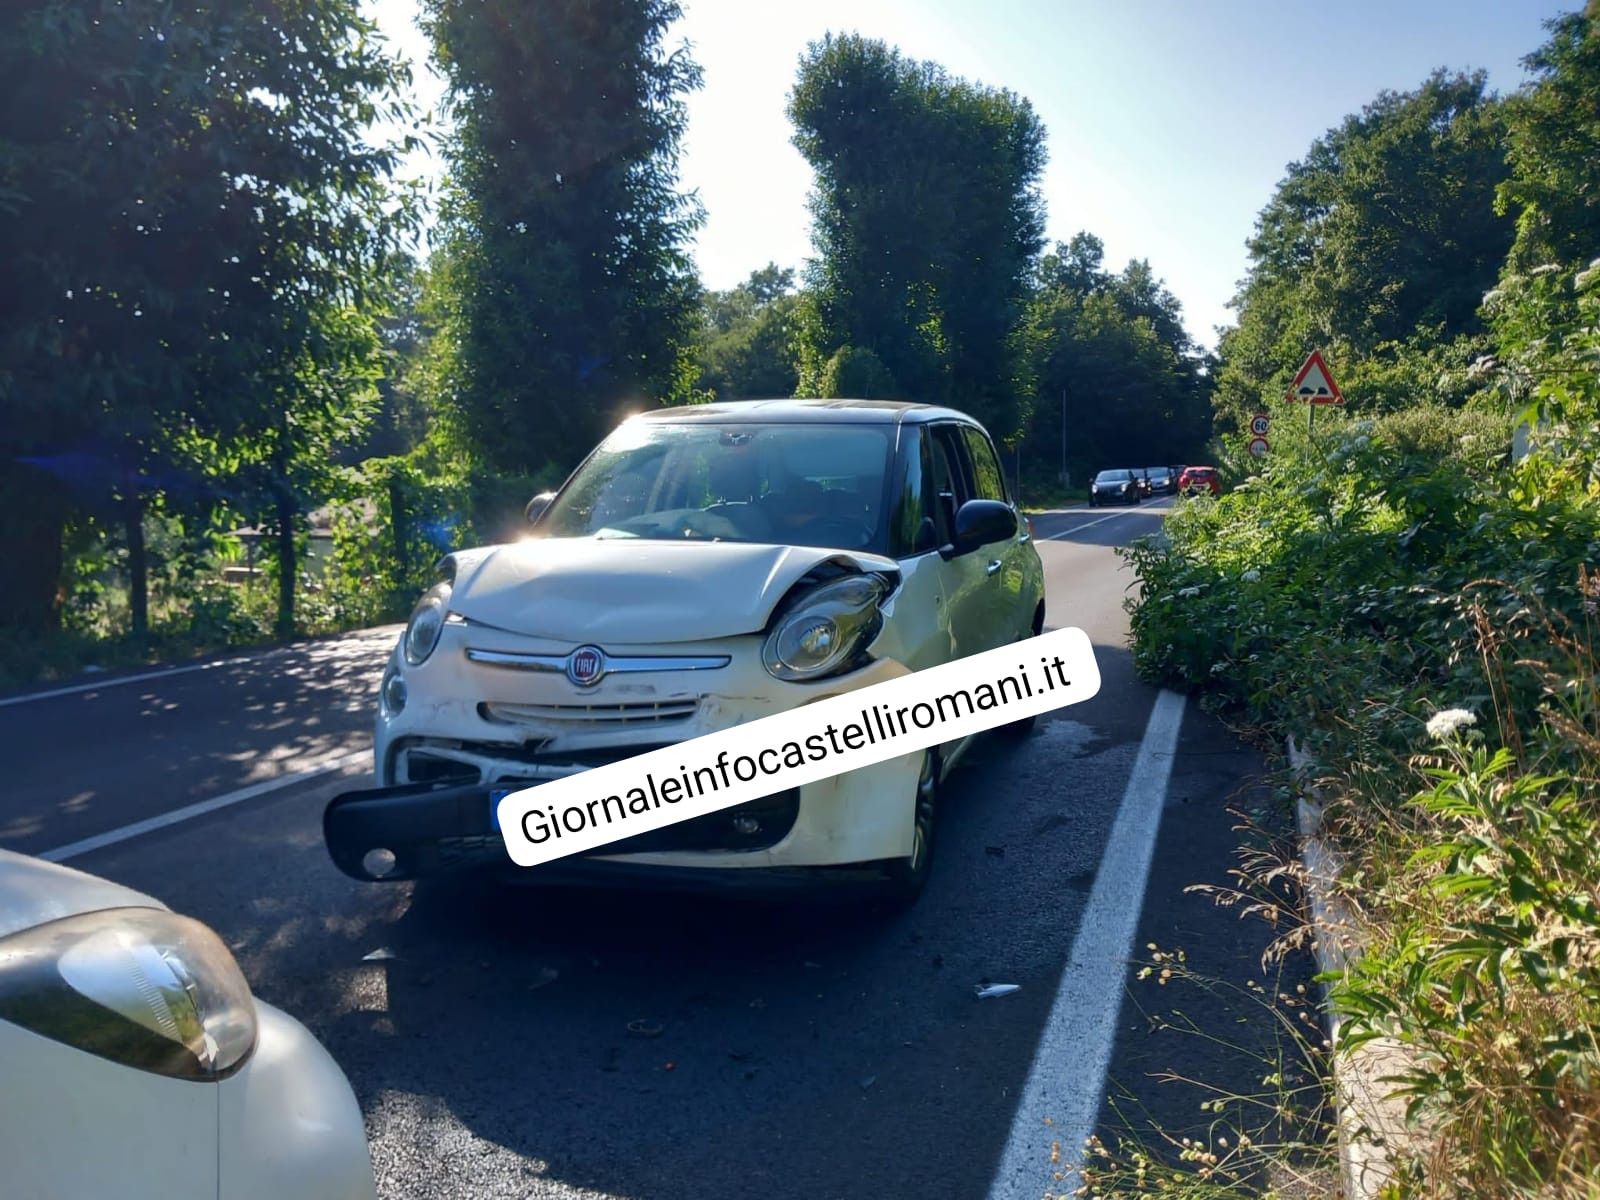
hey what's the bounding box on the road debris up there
[626,1019,665,1038]
[361,947,397,962]
[528,966,560,990]
[974,983,1021,998]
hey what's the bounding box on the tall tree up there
[423,0,705,478]
[1019,237,1210,483]
[788,34,1046,437]
[0,0,413,637]
[1499,5,1600,273]
[1213,70,1514,426]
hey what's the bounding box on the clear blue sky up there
[367,0,1569,352]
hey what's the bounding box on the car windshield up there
[537,421,895,552]
[1095,469,1131,482]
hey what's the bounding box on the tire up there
[880,749,940,906]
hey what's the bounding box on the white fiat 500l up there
[0,849,376,1200]
[325,399,1045,902]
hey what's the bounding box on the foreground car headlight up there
[0,907,258,1081]
[380,663,407,715]
[403,580,452,666]
[763,575,888,681]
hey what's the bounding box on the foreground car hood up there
[448,538,900,644]
[0,849,166,940]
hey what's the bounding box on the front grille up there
[406,752,478,784]
[397,737,680,783]
[480,698,700,729]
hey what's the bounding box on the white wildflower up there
[1241,569,1261,582]
[1425,709,1477,740]
[1531,263,1562,277]
[1177,585,1202,598]
[1577,263,1600,293]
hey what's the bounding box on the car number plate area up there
[489,785,535,832]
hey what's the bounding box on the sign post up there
[1284,349,1345,440]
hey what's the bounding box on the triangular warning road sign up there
[1286,349,1344,405]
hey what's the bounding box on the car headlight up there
[380,663,407,715]
[0,907,258,1081]
[403,581,452,666]
[762,575,888,682]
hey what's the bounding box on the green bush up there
[1122,257,1600,1197]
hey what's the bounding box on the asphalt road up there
[1,497,1309,1199]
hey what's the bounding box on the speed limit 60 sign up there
[1250,413,1270,436]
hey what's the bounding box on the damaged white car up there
[325,399,1045,902]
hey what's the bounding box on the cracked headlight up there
[0,907,258,1081]
[762,574,888,682]
[403,581,452,666]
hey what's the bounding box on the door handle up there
[986,559,1002,576]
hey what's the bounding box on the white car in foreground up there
[0,849,376,1200]
[325,399,1046,903]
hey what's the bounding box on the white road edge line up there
[985,688,1187,1200]
[38,749,371,863]
[0,631,398,710]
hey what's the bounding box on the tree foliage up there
[1213,71,1514,427]
[0,0,415,636]
[788,34,1046,436]
[695,265,801,400]
[1500,5,1600,275]
[1018,237,1211,484]
[422,0,706,478]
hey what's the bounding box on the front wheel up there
[879,749,940,906]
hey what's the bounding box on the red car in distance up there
[1178,465,1220,496]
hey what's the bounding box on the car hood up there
[447,538,901,644]
[0,849,167,941]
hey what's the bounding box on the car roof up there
[633,398,980,427]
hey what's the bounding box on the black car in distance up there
[1089,468,1141,506]
[1142,466,1175,495]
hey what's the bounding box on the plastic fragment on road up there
[627,1019,665,1038]
[974,983,1021,998]
[362,947,397,961]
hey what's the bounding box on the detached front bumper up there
[324,777,818,885]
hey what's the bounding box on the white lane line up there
[985,688,1187,1200]
[38,748,370,863]
[1043,503,1171,539]
[0,632,397,710]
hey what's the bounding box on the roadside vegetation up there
[1119,9,1600,1196]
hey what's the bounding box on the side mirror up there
[943,499,1016,558]
[525,491,557,525]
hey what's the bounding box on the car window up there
[960,426,1009,503]
[1095,469,1130,482]
[926,425,967,539]
[539,422,894,551]
[889,426,940,557]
